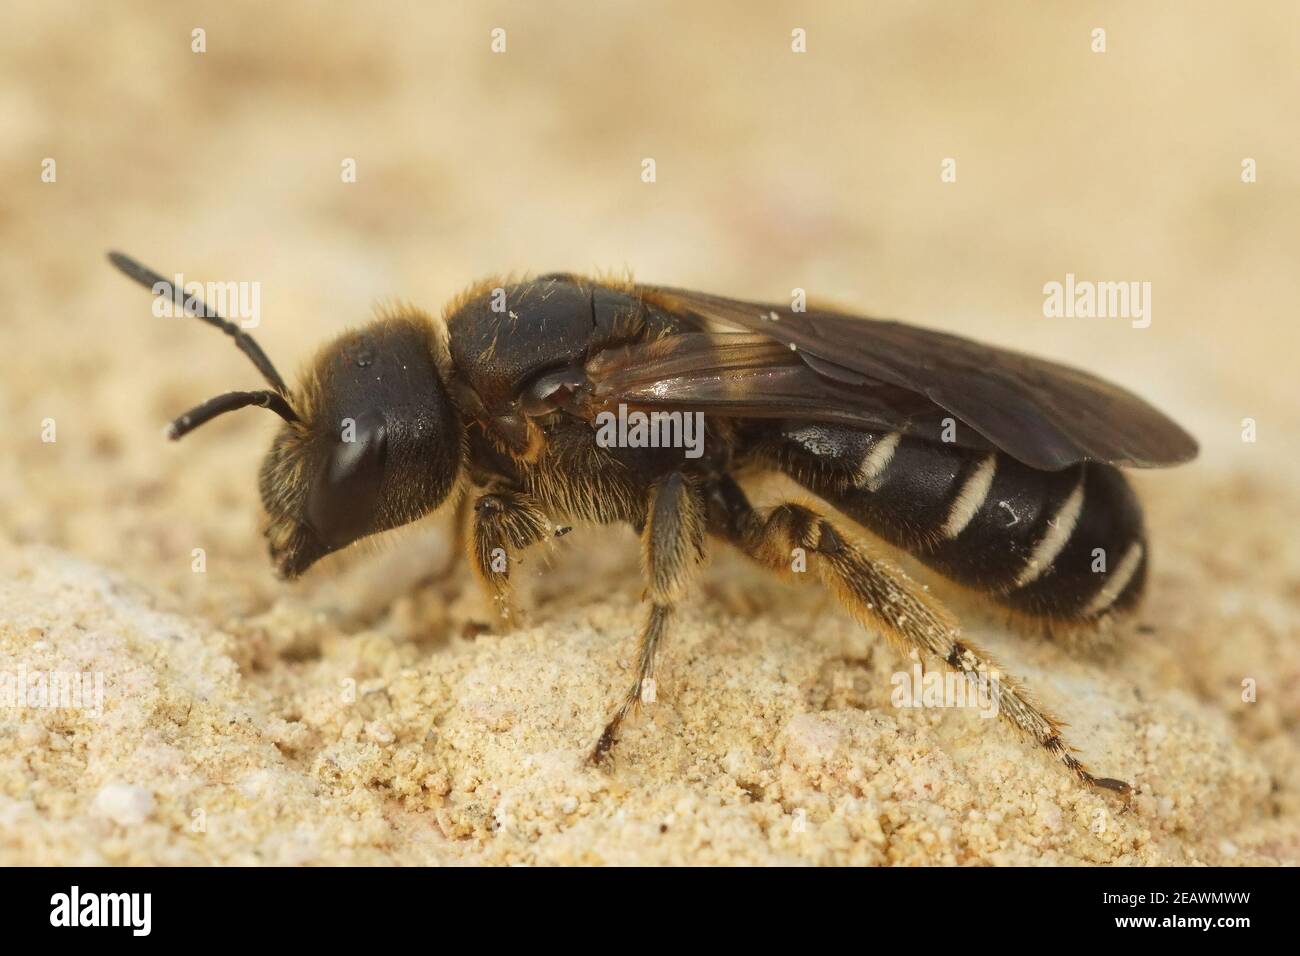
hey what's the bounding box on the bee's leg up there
[705,477,1132,800]
[588,473,706,765]
[411,490,474,588]
[469,488,551,621]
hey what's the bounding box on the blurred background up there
[1,0,1297,616]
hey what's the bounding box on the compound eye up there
[306,410,388,549]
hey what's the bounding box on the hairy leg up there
[406,489,475,591]
[589,472,706,764]
[470,487,551,621]
[705,477,1132,798]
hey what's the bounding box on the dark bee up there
[109,251,1197,797]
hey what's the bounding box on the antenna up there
[109,251,301,438]
[165,390,299,440]
[107,251,291,396]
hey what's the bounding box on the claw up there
[1092,776,1136,812]
[587,724,618,768]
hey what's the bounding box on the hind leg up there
[705,477,1132,798]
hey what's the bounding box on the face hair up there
[108,250,300,436]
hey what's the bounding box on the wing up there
[599,286,1199,471]
[583,332,998,454]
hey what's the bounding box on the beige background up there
[1,2,1296,864]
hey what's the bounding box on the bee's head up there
[109,253,464,579]
[258,314,463,577]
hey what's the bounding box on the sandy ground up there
[1,2,1297,865]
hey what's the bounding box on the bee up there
[109,251,1197,798]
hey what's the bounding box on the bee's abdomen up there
[761,423,1148,620]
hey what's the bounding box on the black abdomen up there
[758,423,1148,620]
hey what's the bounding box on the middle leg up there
[588,472,706,765]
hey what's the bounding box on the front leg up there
[470,487,550,621]
[589,473,706,765]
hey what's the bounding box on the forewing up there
[634,286,1199,470]
[583,332,996,454]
